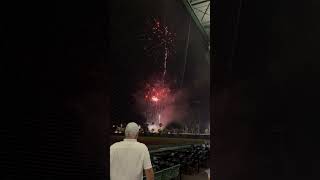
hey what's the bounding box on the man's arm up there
[144,168,154,180]
[143,145,154,180]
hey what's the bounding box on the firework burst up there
[135,18,178,131]
[139,17,176,81]
[144,81,171,104]
[133,79,188,131]
[143,80,172,129]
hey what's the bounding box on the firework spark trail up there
[162,25,169,82]
[162,46,168,82]
[137,18,177,129]
[140,18,176,83]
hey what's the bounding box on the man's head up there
[125,122,140,139]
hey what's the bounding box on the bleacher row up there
[144,144,210,180]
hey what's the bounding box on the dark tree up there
[166,121,183,130]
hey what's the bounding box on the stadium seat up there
[149,143,210,177]
[162,164,180,180]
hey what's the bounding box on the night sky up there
[110,0,210,129]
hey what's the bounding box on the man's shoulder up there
[110,141,148,151]
[110,141,122,149]
[136,142,149,150]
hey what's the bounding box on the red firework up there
[151,96,159,102]
[139,18,176,80]
[144,81,171,104]
[142,18,176,55]
[137,18,177,126]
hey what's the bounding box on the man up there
[205,169,210,180]
[110,122,154,180]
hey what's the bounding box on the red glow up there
[151,96,159,102]
[144,81,170,103]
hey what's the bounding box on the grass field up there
[111,135,207,150]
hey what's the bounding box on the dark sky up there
[110,0,210,128]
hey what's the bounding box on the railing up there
[143,164,181,180]
[150,145,192,153]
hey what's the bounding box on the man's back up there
[110,139,152,180]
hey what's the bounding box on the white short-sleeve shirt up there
[110,139,152,180]
[205,169,210,179]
